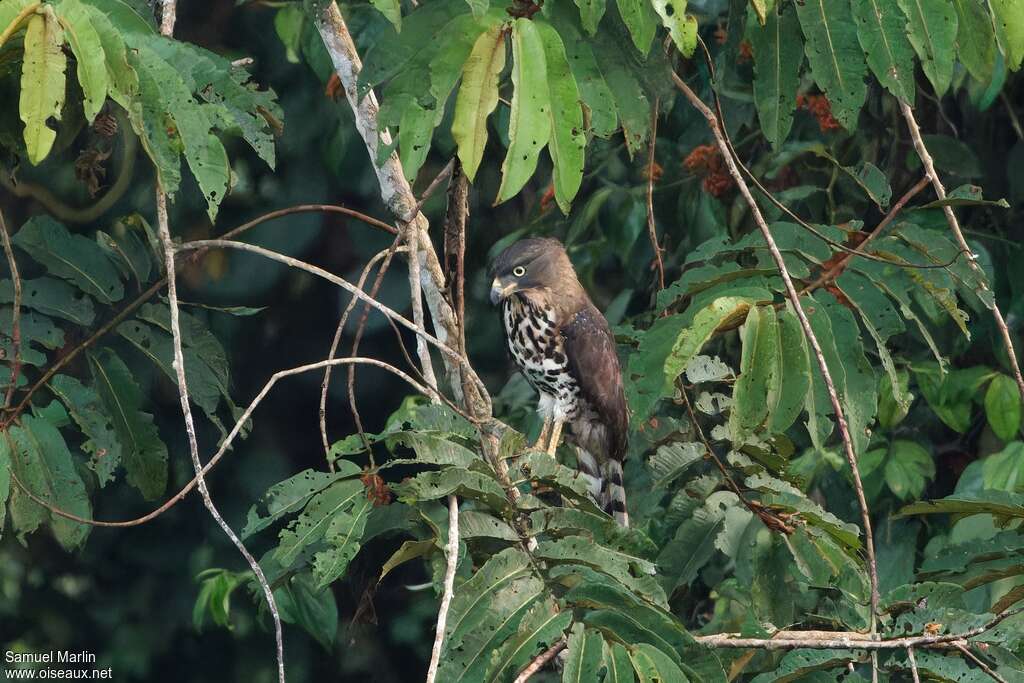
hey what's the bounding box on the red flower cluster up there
[684,144,734,197]
[797,94,842,132]
[361,471,393,506]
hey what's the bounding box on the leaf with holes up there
[20,8,66,164]
[795,0,868,129]
[897,0,958,94]
[537,22,585,214]
[852,0,917,102]
[49,374,122,487]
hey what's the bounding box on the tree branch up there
[671,70,881,627]
[899,100,1024,403]
[646,98,665,291]
[512,638,567,683]
[907,647,921,683]
[426,494,460,683]
[1,208,22,410]
[951,642,1008,683]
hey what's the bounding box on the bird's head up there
[489,238,575,305]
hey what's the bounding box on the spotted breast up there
[501,294,581,420]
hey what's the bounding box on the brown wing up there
[562,303,629,461]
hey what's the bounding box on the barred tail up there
[602,459,629,527]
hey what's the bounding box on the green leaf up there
[657,497,728,591]
[767,307,811,434]
[78,5,139,107]
[749,650,859,683]
[652,0,697,57]
[628,642,691,683]
[274,573,339,651]
[313,495,372,588]
[896,0,958,94]
[96,227,152,288]
[603,641,634,683]
[378,538,435,583]
[897,490,1024,520]
[615,0,658,54]
[20,8,67,164]
[918,183,1009,209]
[530,507,659,561]
[749,2,803,149]
[496,19,552,204]
[0,436,9,538]
[452,24,506,181]
[274,479,366,567]
[486,599,571,681]
[795,0,868,129]
[537,536,667,605]
[952,0,996,80]
[852,0,917,102]
[14,216,125,304]
[731,305,779,436]
[990,0,1024,71]
[49,374,122,486]
[464,0,488,18]
[562,624,604,683]
[574,0,605,33]
[545,7,618,139]
[54,0,108,122]
[393,468,512,516]
[0,277,95,326]
[884,440,935,500]
[360,0,465,88]
[593,26,651,156]
[242,465,361,539]
[88,349,168,500]
[0,307,63,369]
[985,374,1022,441]
[6,415,91,549]
[371,0,401,30]
[647,442,704,487]
[536,22,585,214]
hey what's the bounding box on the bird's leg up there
[531,416,552,452]
[546,418,565,457]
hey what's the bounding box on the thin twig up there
[900,100,1024,403]
[426,494,460,683]
[408,157,456,222]
[1,209,22,409]
[672,70,881,627]
[155,8,281,679]
[907,647,921,683]
[320,244,405,465]
[7,355,433,527]
[177,239,490,410]
[646,98,665,291]
[952,642,1008,683]
[512,638,567,683]
[801,176,931,293]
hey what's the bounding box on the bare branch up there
[426,494,460,683]
[907,647,921,683]
[646,98,665,291]
[671,70,881,625]
[952,642,1008,683]
[512,638,567,683]
[900,100,1024,403]
[0,209,22,410]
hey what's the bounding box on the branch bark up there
[899,100,1024,404]
[0,208,22,410]
[426,494,460,683]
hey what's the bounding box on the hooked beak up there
[490,277,518,305]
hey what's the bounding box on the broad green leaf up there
[55,0,108,121]
[628,642,691,683]
[985,374,1022,441]
[795,0,868,129]
[496,19,552,204]
[459,510,519,541]
[604,642,634,683]
[0,0,34,41]
[360,0,465,87]
[313,495,372,587]
[13,216,124,304]
[397,101,435,184]
[545,7,618,138]
[731,306,778,436]
[242,465,361,539]
[593,27,651,156]
[884,440,935,499]
[0,277,95,326]
[749,650,859,683]
[518,452,604,513]
[562,624,604,683]
[452,25,506,181]
[652,0,697,57]
[767,307,810,433]
[486,600,570,682]
[49,374,121,486]
[88,349,168,500]
[952,0,996,80]
[896,0,958,94]
[77,0,155,34]
[616,0,658,54]
[274,573,339,651]
[852,0,917,102]
[371,0,401,29]
[392,468,512,516]
[918,183,1010,209]
[96,227,152,288]
[274,479,366,567]
[821,294,878,457]
[983,442,1024,491]
[7,415,91,550]
[748,2,803,149]
[530,507,659,560]
[193,568,244,631]
[574,0,605,33]
[0,307,63,369]
[647,442,704,487]
[464,0,488,17]
[628,296,764,424]
[537,22,585,214]
[20,8,67,164]
[385,430,480,468]
[897,490,1024,520]
[990,0,1024,71]
[657,498,727,591]
[537,536,667,605]
[378,539,435,583]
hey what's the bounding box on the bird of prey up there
[489,238,630,525]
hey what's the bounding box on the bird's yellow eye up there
[512,266,526,277]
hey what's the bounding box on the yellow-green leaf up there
[537,21,585,213]
[652,0,697,56]
[496,19,550,204]
[55,0,108,121]
[991,0,1024,71]
[20,8,67,165]
[985,374,1022,441]
[371,0,401,30]
[616,0,658,54]
[451,24,506,181]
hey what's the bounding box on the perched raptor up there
[490,238,630,525]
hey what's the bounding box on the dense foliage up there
[1,0,1023,681]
